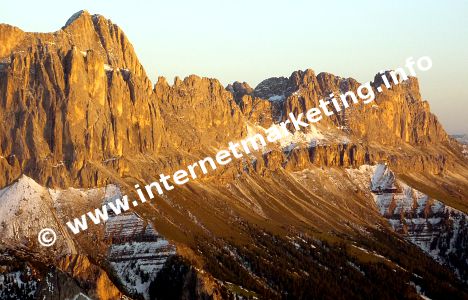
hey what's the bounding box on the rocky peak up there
[63,10,92,28]
[253,69,322,102]
[226,81,253,104]
[0,11,163,188]
[60,10,147,78]
[155,74,246,151]
[0,10,148,82]
[254,76,290,101]
[0,24,25,58]
[316,72,360,95]
[289,69,317,88]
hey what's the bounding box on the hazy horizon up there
[1,0,467,134]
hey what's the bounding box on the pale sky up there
[1,0,467,133]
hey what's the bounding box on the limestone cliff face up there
[0,10,456,189]
[249,70,448,146]
[235,69,455,178]
[155,75,246,152]
[0,24,25,58]
[352,74,448,146]
[227,81,274,128]
[0,11,253,188]
[0,10,163,188]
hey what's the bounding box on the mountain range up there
[0,10,467,300]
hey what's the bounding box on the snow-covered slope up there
[0,176,179,299]
[106,210,176,299]
[0,175,69,252]
[246,121,351,155]
[347,165,468,281]
[0,176,119,254]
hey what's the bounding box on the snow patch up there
[65,10,88,27]
[0,176,118,254]
[346,164,468,282]
[106,210,176,299]
[104,64,114,72]
[268,95,285,102]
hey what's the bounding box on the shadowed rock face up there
[1,10,468,300]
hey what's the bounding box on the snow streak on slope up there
[347,165,468,281]
[105,192,176,299]
[246,123,332,153]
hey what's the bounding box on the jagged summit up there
[0,23,25,57]
[0,10,454,190]
[64,10,91,27]
[0,23,23,32]
[254,76,290,101]
[62,10,110,33]
[252,68,350,102]
[63,10,111,30]
[226,81,254,103]
[0,9,145,72]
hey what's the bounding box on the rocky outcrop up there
[251,69,448,146]
[226,81,253,102]
[58,255,123,300]
[226,82,272,125]
[0,24,24,58]
[347,164,468,281]
[155,75,246,151]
